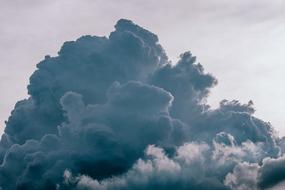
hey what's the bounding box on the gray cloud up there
[0,19,285,190]
[2,0,285,137]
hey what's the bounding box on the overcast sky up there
[1,0,285,135]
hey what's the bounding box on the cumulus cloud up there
[0,19,284,189]
[224,155,285,190]
[63,144,226,190]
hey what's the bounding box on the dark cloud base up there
[0,19,284,190]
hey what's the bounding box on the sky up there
[2,1,285,189]
[1,0,285,135]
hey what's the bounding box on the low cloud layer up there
[0,19,284,190]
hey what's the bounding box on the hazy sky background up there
[1,0,285,135]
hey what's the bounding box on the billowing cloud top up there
[0,19,284,190]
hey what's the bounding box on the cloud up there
[224,162,259,190]
[0,19,285,189]
[224,155,285,190]
[63,144,227,190]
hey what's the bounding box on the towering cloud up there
[0,19,284,190]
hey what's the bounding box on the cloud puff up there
[63,144,226,190]
[224,155,285,190]
[0,19,284,189]
[63,140,266,190]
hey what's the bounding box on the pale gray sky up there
[1,0,285,135]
